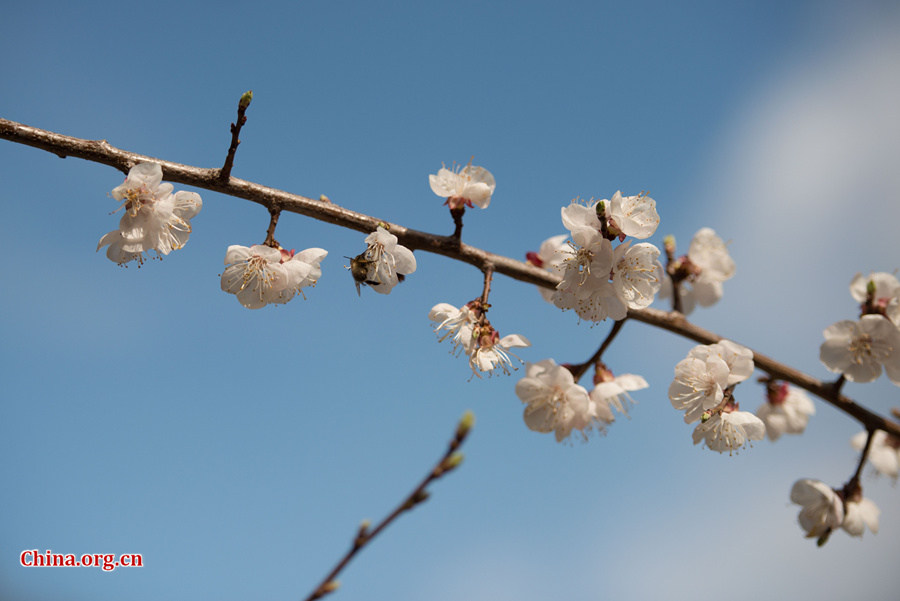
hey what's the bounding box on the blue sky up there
[2,1,900,600]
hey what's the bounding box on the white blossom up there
[842,496,880,537]
[429,303,477,356]
[606,190,659,239]
[221,244,326,309]
[590,372,648,418]
[98,162,202,265]
[553,229,626,322]
[527,234,569,303]
[692,410,765,453]
[470,332,530,378]
[516,359,611,442]
[850,272,900,326]
[360,227,417,294]
[756,384,815,441]
[658,228,734,313]
[611,241,662,310]
[851,430,900,480]
[669,354,730,424]
[819,315,900,384]
[669,340,754,423]
[790,479,844,541]
[429,162,495,209]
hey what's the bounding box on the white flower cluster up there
[851,430,900,480]
[668,340,765,453]
[98,163,202,265]
[657,227,735,314]
[220,245,327,309]
[429,162,496,209]
[790,479,879,544]
[550,193,662,322]
[515,359,647,442]
[429,302,530,378]
[350,226,417,295]
[820,272,900,387]
[756,383,815,441]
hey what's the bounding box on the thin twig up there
[303,411,474,601]
[568,319,627,381]
[847,428,876,492]
[219,90,252,180]
[2,117,899,438]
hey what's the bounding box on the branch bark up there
[2,117,898,438]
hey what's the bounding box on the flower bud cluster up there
[97,162,202,266]
[515,359,647,443]
[548,192,662,322]
[220,244,327,309]
[657,227,734,314]
[790,479,879,545]
[429,300,530,378]
[669,340,764,453]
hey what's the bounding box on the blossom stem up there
[263,207,281,248]
[2,117,899,439]
[480,264,494,306]
[846,428,876,493]
[302,411,474,601]
[568,318,627,381]
[450,207,465,240]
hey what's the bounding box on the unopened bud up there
[664,235,676,254]
[239,90,253,110]
[320,194,331,203]
[700,411,711,423]
[443,452,465,472]
[322,580,340,594]
[596,200,606,218]
[867,279,877,297]
[456,410,475,439]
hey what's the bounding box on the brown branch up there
[2,117,899,439]
[303,411,474,601]
[220,90,252,180]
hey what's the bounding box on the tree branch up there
[2,117,898,438]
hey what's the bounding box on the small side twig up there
[846,427,876,492]
[568,318,627,381]
[303,411,475,601]
[220,90,253,181]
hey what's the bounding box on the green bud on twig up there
[456,410,475,439]
[239,90,253,110]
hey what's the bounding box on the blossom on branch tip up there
[97,162,202,265]
[221,244,327,309]
[429,161,495,209]
[756,383,815,441]
[851,430,900,480]
[819,315,900,385]
[790,479,844,543]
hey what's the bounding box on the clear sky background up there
[2,1,900,600]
